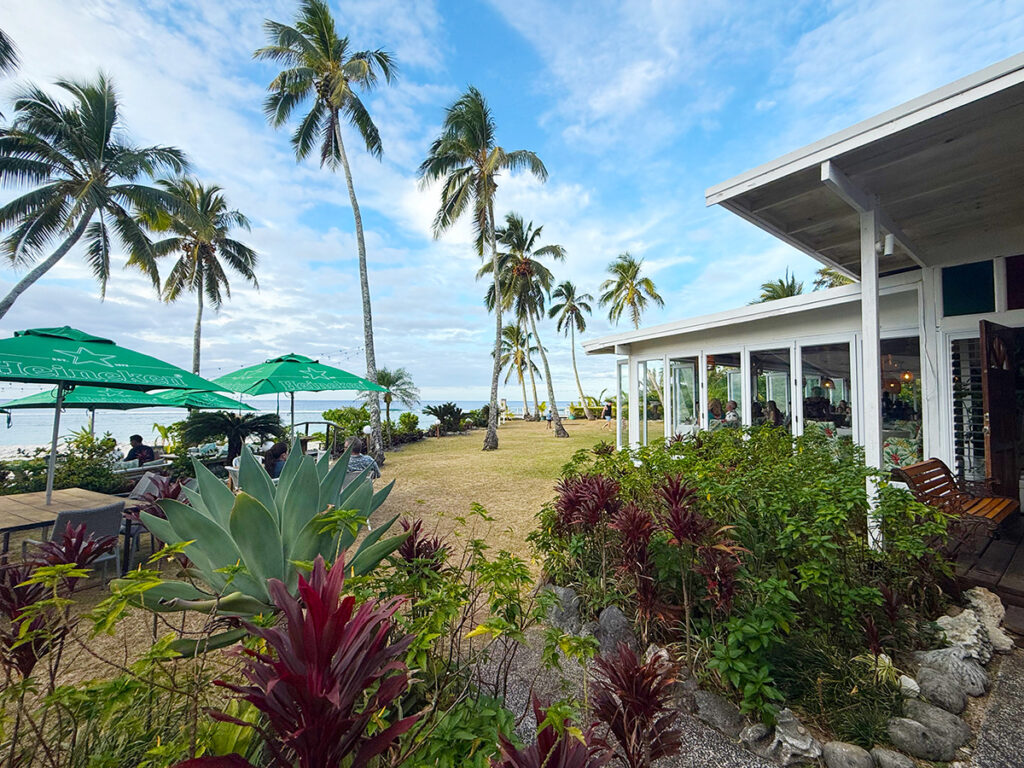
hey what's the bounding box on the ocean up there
[0,398,528,455]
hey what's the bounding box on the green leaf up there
[274,436,306,499]
[281,454,321,549]
[229,492,285,593]
[170,627,248,657]
[348,531,410,577]
[238,445,279,522]
[122,579,212,613]
[194,456,236,528]
[320,443,355,506]
[370,479,395,513]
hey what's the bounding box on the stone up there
[822,741,872,768]
[915,647,989,696]
[936,608,993,664]
[869,747,915,768]
[898,674,919,698]
[580,620,599,638]
[669,674,699,714]
[764,708,823,766]
[740,722,771,749]
[543,585,581,634]
[887,699,972,761]
[965,586,1014,652]
[693,689,744,738]
[1003,604,1024,636]
[915,666,967,714]
[595,606,637,657]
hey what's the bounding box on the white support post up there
[919,269,943,460]
[860,208,883,547]
[628,357,640,448]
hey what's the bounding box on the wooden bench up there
[895,458,1019,528]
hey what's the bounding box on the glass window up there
[942,260,994,317]
[640,359,664,446]
[669,357,698,437]
[750,348,791,431]
[880,337,922,470]
[1007,254,1024,311]
[800,343,852,436]
[616,359,627,449]
[706,353,742,429]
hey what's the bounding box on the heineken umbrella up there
[212,353,386,429]
[0,326,223,503]
[151,388,256,411]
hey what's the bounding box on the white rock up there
[899,674,920,698]
[936,608,992,664]
[965,587,1014,653]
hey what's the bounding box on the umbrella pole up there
[45,383,66,505]
[290,392,295,432]
[89,407,95,437]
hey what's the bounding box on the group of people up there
[261,436,380,480]
[708,398,789,428]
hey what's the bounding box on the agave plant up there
[123,440,408,654]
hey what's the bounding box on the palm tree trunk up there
[0,210,95,319]
[518,365,529,421]
[571,325,593,419]
[192,280,203,375]
[525,319,541,420]
[530,309,568,438]
[482,201,501,451]
[334,122,384,462]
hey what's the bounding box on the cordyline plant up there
[591,644,683,768]
[177,555,417,768]
[555,474,621,590]
[29,521,118,592]
[397,517,450,571]
[491,696,610,768]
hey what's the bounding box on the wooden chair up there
[894,458,1019,530]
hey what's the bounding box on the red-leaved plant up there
[591,644,683,768]
[124,474,188,523]
[0,562,51,678]
[29,522,117,592]
[178,555,417,768]
[397,517,450,571]
[491,696,610,768]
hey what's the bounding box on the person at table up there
[346,437,380,479]
[724,400,741,425]
[263,442,288,478]
[708,398,725,425]
[765,400,784,427]
[125,434,155,466]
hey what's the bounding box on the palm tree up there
[362,366,419,437]
[599,252,664,329]
[142,178,257,375]
[752,268,804,303]
[182,410,284,464]
[549,280,595,419]
[497,323,541,420]
[482,212,569,438]
[0,27,18,75]
[0,75,188,318]
[813,266,854,290]
[522,316,542,420]
[255,0,395,463]
[418,87,547,451]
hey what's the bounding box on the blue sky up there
[1,0,1023,404]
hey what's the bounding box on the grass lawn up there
[375,416,610,560]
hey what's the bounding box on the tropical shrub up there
[322,405,371,437]
[182,411,284,463]
[121,440,407,653]
[398,411,419,432]
[491,696,610,768]
[424,402,464,434]
[0,429,126,496]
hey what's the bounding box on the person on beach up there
[125,434,155,466]
[346,437,380,479]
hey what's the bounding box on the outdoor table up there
[0,487,129,564]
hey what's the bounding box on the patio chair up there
[21,501,125,580]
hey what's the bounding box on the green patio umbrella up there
[0,327,223,503]
[212,353,386,429]
[151,389,255,411]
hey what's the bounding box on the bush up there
[398,411,420,432]
[424,402,463,434]
[466,405,489,428]
[0,429,126,496]
[322,405,370,437]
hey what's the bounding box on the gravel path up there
[971,648,1024,768]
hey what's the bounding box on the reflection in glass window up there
[707,353,741,429]
[800,343,852,437]
[616,359,627,449]
[670,358,698,437]
[880,337,922,470]
[640,359,665,446]
[750,348,791,431]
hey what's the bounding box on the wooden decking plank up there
[995,540,1024,598]
[966,538,1018,588]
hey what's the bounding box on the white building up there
[586,54,1024,503]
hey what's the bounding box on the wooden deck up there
[957,516,1024,606]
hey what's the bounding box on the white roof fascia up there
[705,52,1024,207]
[583,271,920,355]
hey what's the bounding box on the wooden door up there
[980,320,1018,496]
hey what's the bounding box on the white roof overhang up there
[705,53,1024,277]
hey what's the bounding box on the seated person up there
[765,400,784,427]
[125,434,155,466]
[346,437,380,479]
[708,398,725,423]
[724,400,741,425]
[750,402,765,425]
[263,442,288,478]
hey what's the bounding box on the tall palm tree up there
[599,252,664,329]
[0,75,187,319]
[813,266,853,290]
[482,212,569,438]
[753,268,804,303]
[362,365,419,428]
[255,0,394,462]
[142,178,258,375]
[0,27,19,75]
[498,323,540,421]
[522,316,542,420]
[418,87,547,451]
[549,280,594,419]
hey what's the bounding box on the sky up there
[1,0,1023,405]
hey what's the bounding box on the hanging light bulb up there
[901,370,914,383]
